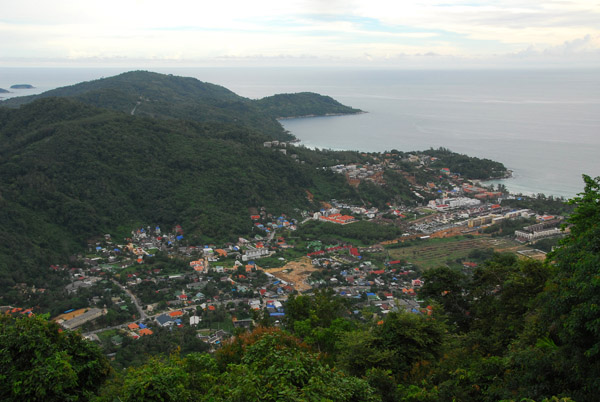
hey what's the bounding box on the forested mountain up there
[0,71,361,141]
[0,96,365,297]
[0,71,373,298]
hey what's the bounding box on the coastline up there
[276,111,366,120]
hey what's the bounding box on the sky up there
[1,0,599,68]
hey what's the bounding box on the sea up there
[1,67,599,199]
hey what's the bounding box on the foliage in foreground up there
[0,314,111,401]
[97,327,379,402]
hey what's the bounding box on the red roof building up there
[319,213,357,225]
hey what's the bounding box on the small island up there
[10,84,35,89]
[0,88,9,93]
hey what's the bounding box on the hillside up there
[0,96,367,298]
[0,71,361,141]
[255,92,362,118]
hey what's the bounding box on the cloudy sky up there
[1,0,599,67]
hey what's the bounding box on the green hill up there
[1,71,361,141]
[0,95,363,300]
[255,92,362,118]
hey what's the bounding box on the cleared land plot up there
[263,257,319,292]
[388,236,532,270]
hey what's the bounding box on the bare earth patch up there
[263,257,319,292]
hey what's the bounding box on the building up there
[242,248,271,262]
[319,213,357,225]
[58,308,105,330]
[515,227,564,242]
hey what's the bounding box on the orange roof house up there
[139,328,153,336]
[319,213,357,225]
[169,310,183,318]
[128,323,139,330]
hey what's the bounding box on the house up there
[411,279,423,287]
[215,249,228,257]
[242,248,271,261]
[208,330,228,345]
[319,213,357,225]
[233,318,254,329]
[156,314,174,327]
[139,328,153,336]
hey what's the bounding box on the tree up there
[419,266,471,331]
[543,176,600,351]
[215,327,380,402]
[337,312,446,380]
[101,328,379,401]
[534,175,600,399]
[502,175,600,402]
[0,314,111,401]
[467,255,550,355]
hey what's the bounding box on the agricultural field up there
[387,235,533,270]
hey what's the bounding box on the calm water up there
[2,67,599,198]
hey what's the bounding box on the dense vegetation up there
[0,97,365,301]
[297,220,404,245]
[0,72,361,142]
[423,147,508,179]
[0,313,111,401]
[501,193,574,216]
[255,92,362,118]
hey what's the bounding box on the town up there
[4,150,568,361]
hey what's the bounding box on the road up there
[82,294,266,337]
[130,101,141,115]
[111,279,147,321]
